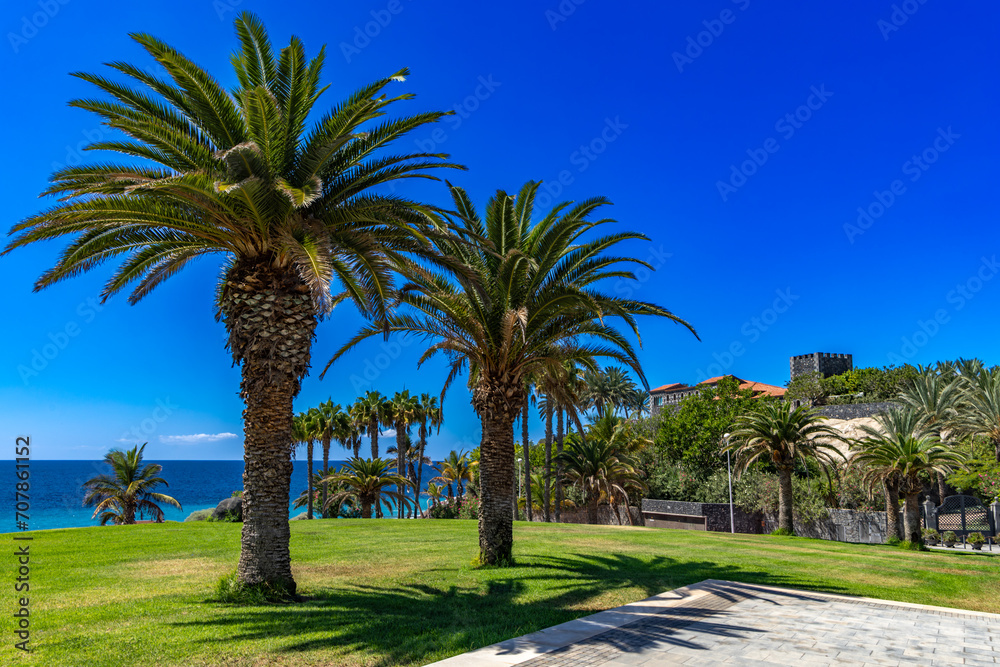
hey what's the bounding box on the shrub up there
[886,534,901,546]
[207,509,241,523]
[898,540,925,551]
[458,496,480,519]
[968,532,985,545]
[943,531,958,543]
[214,571,295,604]
[922,528,939,540]
[771,527,794,536]
[184,509,213,522]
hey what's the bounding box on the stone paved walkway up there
[427,580,1000,666]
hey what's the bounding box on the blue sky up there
[2,0,998,460]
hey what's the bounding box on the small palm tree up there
[315,400,345,514]
[853,408,965,544]
[950,369,1000,463]
[322,458,413,519]
[557,432,646,524]
[898,369,962,499]
[726,401,844,534]
[292,410,320,519]
[423,482,444,509]
[83,444,181,525]
[433,450,475,499]
[6,13,461,594]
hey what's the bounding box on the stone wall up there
[641,499,764,534]
[529,505,643,526]
[816,402,897,420]
[764,509,888,543]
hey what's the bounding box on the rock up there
[211,497,243,522]
[184,509,213,522]
[290,512,308,520]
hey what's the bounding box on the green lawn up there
[4,520,998,666]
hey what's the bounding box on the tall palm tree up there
[898,369,962,500]
[423,481,444,509]
[314,400,344,514]
[386,390,420,517]
[83,444,181,525]
[415,393,443,518]
[5,14,460,594]
[347,401,366,458]
[853,408,965,543]
[726,401,844,534]
[357,391,391,459]
[292,410,320,519]
[329,182,695,563]
[322,458,413,519]
[950,369,1000,463]
[557,433,646,524]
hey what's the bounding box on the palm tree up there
[950,369,1000,463]
[5,14,461,594]
[357,391,391,459]
[853,408,965,543]
[83,444,181,525]
[557,433,646,524]
[348,401,366,458]
[292,410,320,519]
[433,450,475,498]
[322,458,413,519]
[331,181,696,562]
[423,482,444,509]
[584,366,636,418]
[315,400,344,514]
[520,382,534,522]
[415,394,443,517]
[387,390,420,517]
[726,401,844,534]
[898,369,962,500]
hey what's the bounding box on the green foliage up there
[736,469,830,525]
[207,509,241,523]
[968,532,985,544]
[184,509,213,522]
[770,528,794,536]
[947,457,1000,504]
[785,371,824,403]
[231,490,244,498]
[886,535,902,546]
[922,529,939,540]
[943,531,958,543]
[647,377,759,480]
[897,540,925,551]
[819,364,918,404]
[214,570,296,604]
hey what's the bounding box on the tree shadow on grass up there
[172,552,845,666]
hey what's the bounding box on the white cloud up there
[381,429,397,438]
[159,433,238,444]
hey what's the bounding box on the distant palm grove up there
[5,13,694,597]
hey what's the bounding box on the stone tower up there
[790,352,852,380]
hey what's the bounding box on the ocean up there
[6,459,441,532]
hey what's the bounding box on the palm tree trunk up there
[417,423,428,518]
[396,424,405,519]
[479,409,516,565]
[322,436,331,518]
[884,478,901,540]
[361,500,372,519]
[544,402,553,522]
[353,435,360,459]
[225,265,315,596]
[587,494,599,524]
[903,491,922,543]
[522,399,532,522]
[777,467,794,534]
[936,472,947,504]
[307,440,314,520]
[555,408,564,524]
[370,419,379,459]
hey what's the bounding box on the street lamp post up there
[723,433,734,534]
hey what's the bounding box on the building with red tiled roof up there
[650,374,786,413]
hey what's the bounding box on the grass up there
[4,519,999,666]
